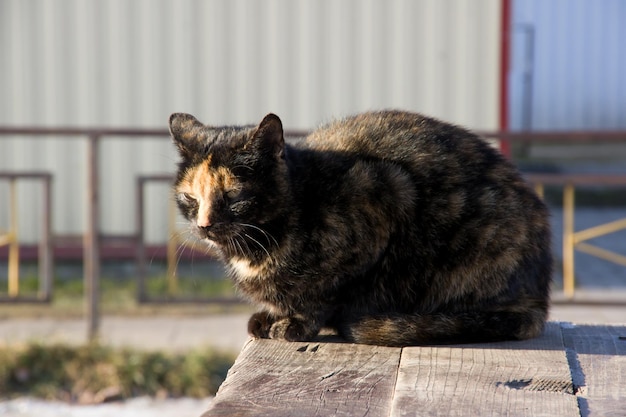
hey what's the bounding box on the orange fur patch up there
[175,156,240,227]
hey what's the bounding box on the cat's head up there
[169,113,289,255]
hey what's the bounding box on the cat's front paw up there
[247,311,274,339]
[269,317,316,342]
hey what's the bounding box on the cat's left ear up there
[252,113,285,158]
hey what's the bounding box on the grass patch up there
[0,261,247,318]
[0,342,235,403]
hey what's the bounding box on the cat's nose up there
[197,224,212,239]
[197,202,212,228]
[197,217,212,228]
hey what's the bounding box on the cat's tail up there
[338,307,548,346]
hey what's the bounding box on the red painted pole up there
[499,0,512,157]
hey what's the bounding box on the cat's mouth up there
[194,221,278,259]
[195,224,225,243]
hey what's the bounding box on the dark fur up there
[169,110,552,346]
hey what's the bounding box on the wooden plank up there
[390,322,580,417]
[561,323,626,417]
[202,338,402,417]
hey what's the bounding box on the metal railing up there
[1,126,626,339]
[528,173,626,299]
[0,126,305,340]
[0,172,53,301]
[0,127,171,340]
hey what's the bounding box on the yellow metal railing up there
[529,174,626,298]
[0,172,53,301]
[0,179,19,297]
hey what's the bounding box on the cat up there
[169,110,552,347]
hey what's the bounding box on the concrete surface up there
[0,314,251,353]
[0,304,624,354]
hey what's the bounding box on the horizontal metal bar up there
[574,218,626,243]
[0,127,309,139]
[0,172,53,180]
[0,233,16,247]
[480,130,626,142]
[0,127,169,137]
[1,126,626,142]
[575,242,626,268]
[138,174,175,183]
[526,174,626,186]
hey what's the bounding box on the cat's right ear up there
[169,113,204,159]
[252,113,285,159]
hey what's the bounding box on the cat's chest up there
[228,257,265,281]
[228,256,290,312]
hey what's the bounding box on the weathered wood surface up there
[202,322,626,417]
[561,324,626,416]
[203,336,400,416]
[391,323,579,417]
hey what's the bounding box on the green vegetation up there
[0,262,243,403]
[0,342,235,403]
[0,262,245,318]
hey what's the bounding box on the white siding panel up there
[510,0,626,130]
[0,0,501,244]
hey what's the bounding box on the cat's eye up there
[178,192,196,204]
[225,188,241,199]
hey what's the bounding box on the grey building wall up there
[509,0,626,130]
[0,0,503,243]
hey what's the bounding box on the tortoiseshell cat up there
[169,110,552,346]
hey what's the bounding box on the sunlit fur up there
[170,110,552,347]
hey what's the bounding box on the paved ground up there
[0,302,625,354]
[0,313,251,353]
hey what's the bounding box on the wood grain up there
[389,322,580,417]
[203,338,401,417]
[201,322,626,417]
[561,323,626,417]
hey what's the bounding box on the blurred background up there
[0,0,625,412]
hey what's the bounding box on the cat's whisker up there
[204,245,216,258]
[228,235,243,257]
[239,223,279,248]
[229,237,239,256]
[173,236,194,262]
[174,242,188,276]
[243,232,272,259]
[233,232,250,257]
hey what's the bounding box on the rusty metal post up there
[40,174,53,301]
[85,134,101,341]
[136,176,147,302]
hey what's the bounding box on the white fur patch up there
[228,257,263,280]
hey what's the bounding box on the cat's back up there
[303,110,481,158]
[301,110,515,185]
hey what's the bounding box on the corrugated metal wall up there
[0,0,502,244]
[510,0,626,130]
